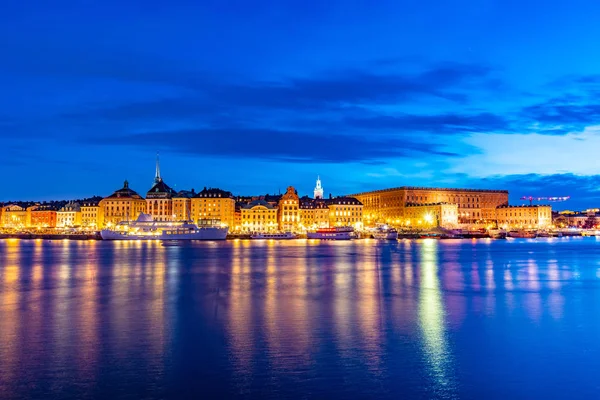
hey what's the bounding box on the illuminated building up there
[350,186,508,226]
[146,156,176,221]
[57,201,82,227]
[299,197,329,230]
[327,196,363,229]
[278,186,300,231]
[99,180,147,226]
[190,188,235,228]
[1,205,27,228]
[241,199,278,232]
[172,190,195,221]
[403,203,458,228]
[81,201,104,229]
[28,205,58,228]
[496,205,552,229]
[314,176,324,199]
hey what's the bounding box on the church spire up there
[154,153,161,183]
[314,175,324,199]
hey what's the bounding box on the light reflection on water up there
[1,238,600,399]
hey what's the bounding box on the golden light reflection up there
[418,239,456,393]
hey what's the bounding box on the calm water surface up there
[1,238,600,399]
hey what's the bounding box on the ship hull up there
[307,232,353,240]
[373,232,399,240]
[100,227,228,241]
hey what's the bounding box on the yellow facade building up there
[327,197,363,229]
[299,198,329,230]
[190,188,235,228]
[81,201,104,229]
[496,205,552,229]
[99,180,147,226]
[57,201,82,227]
[241,199,278,232]
[1,205,28,228]
[278,186,300,231]
[403,203,459,228]
[172,190,194,221]
[350,186,508,226]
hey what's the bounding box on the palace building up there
[496,205,552,229]
[350,186,508,227]
[99,180,147,226]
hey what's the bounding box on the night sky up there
[2,0,600,209]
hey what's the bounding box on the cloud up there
[85,127,459,164]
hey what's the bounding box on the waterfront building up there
[146,157,176,221]
[327,197,363,229]
[241,199,278,232]
[57,201,82,227]
[314,176,324,199]
[99,180,147,226]
[403,203,459,228]
[234,203,242,232]
[190,187,235,228]
[28,205,58,228]
[81,201,104,229]
[1,205,28,228]
[350,186,508,227]
[278,186,300,231]
[496,205,552,229]
[172,190,195,221]
[299,197,329,230]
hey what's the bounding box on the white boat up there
[372,225,399,240]
[307,226,354,240]
[488,228,507,239]
[251,232,297,240]
[507,230,537,239]
[101,213,228,240]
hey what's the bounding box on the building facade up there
[29,205,58,228]
[146,158,176,221]
[403,203,459,228]
[299,197,329,230]
[241,199,278,232]
[350,186,508,227]
[278,186,300,231]
[327,197,363,228]
[172,190,195,221]
[99,180,147,226]
[496,205,553,229]
[81,201,104,229]
[57,201,82,227]
[191,188,235,228]
[1,205,28,228]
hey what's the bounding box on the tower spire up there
[154,153,161,183]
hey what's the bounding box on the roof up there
[497,204,551,209]
[349,186,509,197]
[405,202,456,207]
[327,196,362,206]
[146,178,175,198]
[195,187,232,198]
[173,189,196,199]
[242,199,275,209]
[104,180,144,200]
[299,197,328,209]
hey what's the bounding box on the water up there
[1,238,600,399]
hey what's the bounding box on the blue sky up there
[2,0,600,209]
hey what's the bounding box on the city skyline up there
[2,1,600,209]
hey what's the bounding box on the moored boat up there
[251,232,297,240]
[307,226,354,240]
[372,225,399,240]
[507,230,537,239]
[101,213,228,240]
[488,228,507,239]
